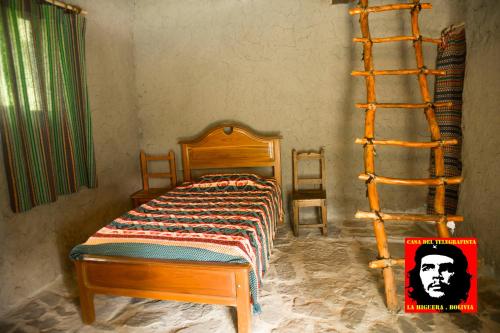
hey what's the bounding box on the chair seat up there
[130,188,169,199]
[292,190,326,201]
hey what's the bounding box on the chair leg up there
[292,203,299,237]
[321,203,328,236]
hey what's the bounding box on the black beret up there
[414,243,468,269]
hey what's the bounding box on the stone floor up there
[1,223,500,333]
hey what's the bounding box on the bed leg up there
[235,269,251,333]
[75,261,95,324]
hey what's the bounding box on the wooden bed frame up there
[74,123,282,333]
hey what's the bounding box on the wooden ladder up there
[349,0,464,311]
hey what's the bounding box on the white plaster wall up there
[0,0,140,316]
[132,0,465,220]
[458,0,500,274]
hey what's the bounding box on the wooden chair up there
[130,150,177,207]
[291,148,327,236]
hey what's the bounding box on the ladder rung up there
[349,3,432,15]
[355,211,464,222]
[355,138,458,148]
[359,174,462,186]
[147,172,172,178]
[353,36,440,44]
[369,258,405,269]
[352,69,446,76]
[298,178,322,185]
[355,102,452,109]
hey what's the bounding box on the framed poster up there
[405,238,477,313]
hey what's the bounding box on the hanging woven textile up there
[427,25,466,215]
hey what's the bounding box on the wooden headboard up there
[179,123,282,187]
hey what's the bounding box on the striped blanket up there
[70,174,283,313]
[427,25,466,215]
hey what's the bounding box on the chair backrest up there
[140,150,177,191]
[292,148,326,192]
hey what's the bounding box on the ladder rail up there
[356,0,399,312]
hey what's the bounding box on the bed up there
[71,123,283,333]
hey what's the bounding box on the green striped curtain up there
[0,0,96,213]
